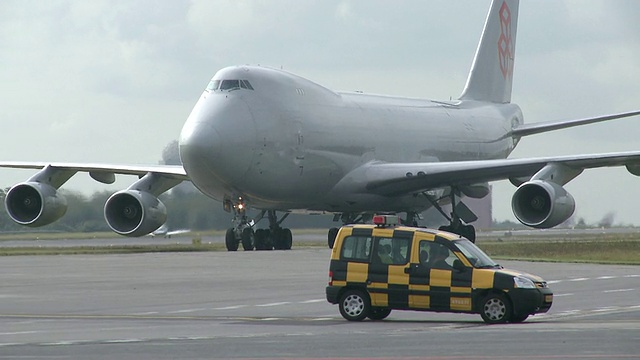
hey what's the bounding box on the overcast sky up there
[1,1,639,225]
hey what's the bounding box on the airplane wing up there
[355,151,640,196]
[0,161,188,183]
[0,161,189,236]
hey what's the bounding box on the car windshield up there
[453,239,500,268]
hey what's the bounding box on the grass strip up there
[477,239,640,265]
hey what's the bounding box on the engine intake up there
[104,190,167,237]
[511,180,575,228]
[5,182,68,227]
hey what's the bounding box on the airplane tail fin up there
[459,0,520,104]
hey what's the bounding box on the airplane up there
[2,0,640,251]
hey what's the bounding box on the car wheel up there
[480,293,512,324]
[339,289,370,321]
[367,308,391,321]
[510,313,529,323]
[225,228,238,251]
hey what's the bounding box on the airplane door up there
[293,120,304,175]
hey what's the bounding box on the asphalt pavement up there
[1,248,639,359]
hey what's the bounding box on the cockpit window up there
[206,80,220,91]
[240,80,254,90]
[220,79,240,90]
[206,79,254,92]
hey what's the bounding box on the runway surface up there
[1,249,639,359]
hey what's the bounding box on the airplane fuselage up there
[179,66,523,213]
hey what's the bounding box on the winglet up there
[459,0,520,104]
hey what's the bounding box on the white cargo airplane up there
[2,0,640,251]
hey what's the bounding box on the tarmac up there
[1,246,639,359]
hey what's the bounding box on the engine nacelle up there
[104,190,167,237]
[511,180,575,228]
[4,182,68,227]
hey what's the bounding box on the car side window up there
[341,236,372,262]
[374,237,410,265]
[420,241,453,269]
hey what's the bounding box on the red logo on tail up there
[498,1,513,80]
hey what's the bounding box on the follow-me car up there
[326,215,553,323]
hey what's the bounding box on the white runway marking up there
[602,288,635,293]
[213,305,247,310]
[0,331,40,336]
[167,308,206,314]
[256,302,291,307]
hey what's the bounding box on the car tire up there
[480,293,512,324]
[367,308,391,321]
[510,313,529,323]
[339,289,370,321]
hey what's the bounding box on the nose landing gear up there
[224,198,255,251]
[224,198,292,251]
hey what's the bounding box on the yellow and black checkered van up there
[326,217,553,323]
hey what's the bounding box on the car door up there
[408,237,473,311]
[367,229,413,309]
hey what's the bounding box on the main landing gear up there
[224,199,292,251]
[253,211,292,250]
[425,188,477,243]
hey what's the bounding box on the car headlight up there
[513,276,536,289]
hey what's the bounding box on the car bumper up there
[510,287,553,315]
[326,286,341,304]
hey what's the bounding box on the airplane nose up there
[179,95,256,192]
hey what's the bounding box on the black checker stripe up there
[451,268,473,288]
[392,229,414,239]
[388,284,410,308]
[429,286,451,309]
[330,259,347,281]
[351,228,373,237]
[368,262,389,284]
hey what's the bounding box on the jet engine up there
[104,190,167,237]
[511,180,575,228]
[4,182,68,227]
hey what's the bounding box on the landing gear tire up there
[367,308,391,321]
[463,224,476,243]
[339,289,370,321]
[271,229,283,250]
[225,228,239,251]
[254,229,267,250]
[282,228,292,250]
[241,228,254,251]
[328,227,338,249]
[480,293,512,324]
[271,228,293,250]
